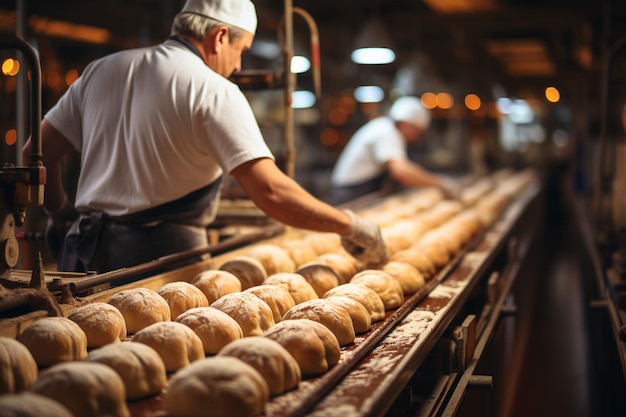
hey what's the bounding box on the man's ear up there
[210,27,229,53]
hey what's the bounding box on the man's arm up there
[386,158,442,188]
[22,119,74,213]
[231,157,389,267]
[231,157,352,234]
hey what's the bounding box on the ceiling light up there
[290,56,311,74]
[292,90,316,108]
[351,48,396,65]
[354,86,384,103]
[351,18,396,65]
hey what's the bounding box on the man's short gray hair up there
[172,12,245,43]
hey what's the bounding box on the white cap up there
[181,0,258,35]
[389,96,431,129]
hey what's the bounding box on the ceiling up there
[1,0,626,114]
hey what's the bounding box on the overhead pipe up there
[278,3,322,178]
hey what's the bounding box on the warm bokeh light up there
[328,108,348,125]
[47,71,61,88]
[2,58,20,76]
[65,69,79,86]
[464,93,481,110]
[5,129,17,146]
[437,92,454,109]
[339,95,357,114]
[421,92,437,109]
[545,86,560,103]
[320,127,340,147]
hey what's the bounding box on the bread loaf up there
[108,287,171,334]
[17,317,88,367]
[176,307,243,354]
[132,321,205,373]
[67,302,127,348]
[0,336,38,394]
[164,357,269,417]
[218,336,301,396]
[31,361,130,417]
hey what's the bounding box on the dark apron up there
[328,173,392,206]
[58,177,224,273]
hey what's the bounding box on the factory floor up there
[508,186,592,417]
[507,176,625,417]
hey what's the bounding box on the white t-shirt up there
[330,117,406,187]
[45,39,274,217]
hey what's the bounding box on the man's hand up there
[44,198,79,259]
[341,210,389,269]
[438,176,461,200]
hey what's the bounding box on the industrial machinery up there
[0,34,46,279]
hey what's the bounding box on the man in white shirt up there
[23,0,388,273]
[329,96,456,205]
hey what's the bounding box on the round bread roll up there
[296,263,341,297]
[382,261,426,295]
[176,307,243,354]
[247,244,296,276]
[211,292,275,337]
[191,270,242,304]
[219,256,267,290]
[323,283,386,322]
[415,241,450,269]
[264,319,341,376]
[279,240,319,268]
[67,302,127,348]
[391,248,437,280]
[108,287,171,334]
[0,391,74,417]
[382,227,417,255]
[132,321,205,373]
[419,230,460,257]
[218,336,301,396]
[164,356,269,417]
[157,281,209,319]
[350,270,405,310]
[0,337,38,394]
[86,341,167,400]
[17,317,88,367]
[243,284,295,323]
[324,296,372,334]
[439,220,473,246]
[262,272,318,305]
[31,361,130,417]
[314,252,360,283]
[302,232,342,255]
[282,299,355,346]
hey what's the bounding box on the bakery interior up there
[1,0,626,416]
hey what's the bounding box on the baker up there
[22,0,388,273]
[328,96,459,205]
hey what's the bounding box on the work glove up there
[438,176,462,200]
[341,210,389,269]
[44,198,79,259]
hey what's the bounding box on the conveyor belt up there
[1,173,541,417]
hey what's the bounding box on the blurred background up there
[1,0,624,202]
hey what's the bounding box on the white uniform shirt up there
[45,39,273,217]
[330,117,406,187]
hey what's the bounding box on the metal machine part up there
[0,34,46,278]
